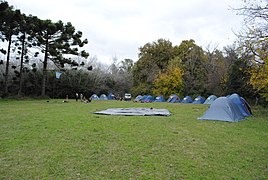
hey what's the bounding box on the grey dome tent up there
[134,95,143,102]
[99,94,108,100]
[204,95,217,104]
[90,94,99,100]
[198,97,245,122]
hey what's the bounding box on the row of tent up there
[90,93,115,100]
[135,93,252,122]
[134,94,217,104]
[90,93,217,104]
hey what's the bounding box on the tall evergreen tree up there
[35,19,89,97]
[0,1,23,96]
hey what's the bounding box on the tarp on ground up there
[228,93,252,116]
[94,108,171,116]
[198,97,245,122]
[154,95,165,102]
[204,95,217,104]
[167,94,180,103]
[192,96,205,104]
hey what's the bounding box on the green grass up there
[0,99,267,179]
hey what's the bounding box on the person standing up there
[80,93,83,102]
[75,93,79,101]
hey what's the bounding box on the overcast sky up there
[7,0,244,64]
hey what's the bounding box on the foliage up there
[0,1,23,95]
[235,0,268,102]
[249,39,268,100]
[174,39,208,95]
[153,66,184,98]
[132,39,175,95]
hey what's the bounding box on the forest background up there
[0,0,267,105]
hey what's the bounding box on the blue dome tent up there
[166,94,180,103]
[204,95,217,104]
[154,95,165,102]
[134,95,143,102]
[140,95,148,103]
[198,97,245,122]
[90,94,99,100]
[99,94,108,100]
[192,96,205,104]
[181,96,193,103]
[107,93,115,100]
[228,93,252,116]
[143,95,154,103]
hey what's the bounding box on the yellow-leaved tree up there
[236,0,268,101]
[153,66,184,99]
[249,39,268,100]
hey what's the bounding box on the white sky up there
[7,0,244,64]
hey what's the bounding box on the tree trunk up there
[3,35,12,96]
[41,38,49,97]
[18,34,25,96]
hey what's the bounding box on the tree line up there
[0,0,267,104]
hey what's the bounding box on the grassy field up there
[0,99,267,179]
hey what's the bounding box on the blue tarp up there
[167,94,180,103]
[228,93,252,116]
[55,72,62,79]
[198,97,245,122]
[192,96,205,104]
[204,95,217,104]
[154,95,165,102]
[181,96,193,103]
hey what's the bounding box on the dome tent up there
[228,93,252,116]
[107,93,115,100]
[192,96,205,104]
[181,96,193,103]
[154,95,165,102]
[166,94,180,103]
[204,95,217,104]
[90,94,99,100]
[143,95,154,103]
[99,94,108,100]
[198,97,245,122]
[134,95,143,102]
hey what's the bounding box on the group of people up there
[75,93,91,103]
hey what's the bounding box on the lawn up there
[0,99,267,179]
